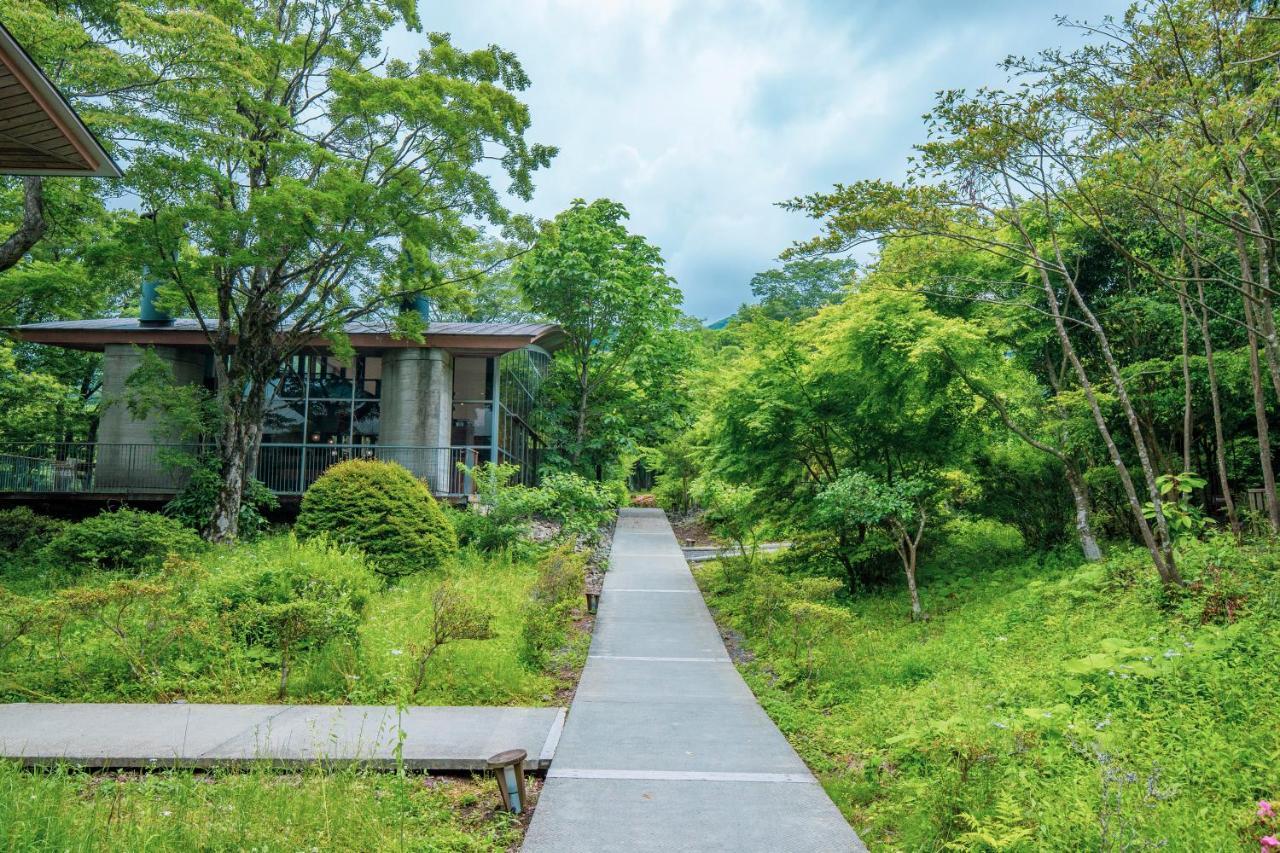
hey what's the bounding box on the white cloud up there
[398,0,1125,319]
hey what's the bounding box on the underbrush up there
[1,534,588,706]
[0,761,525,851]
[695,534,1280,851]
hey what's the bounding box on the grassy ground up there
[695,536,1280,851]
[0,532,594,851]
[0,762,530,852]
[1,536,590,706]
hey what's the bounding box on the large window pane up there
[262,396,306,444]
[453,356,490,401]
[306,400,352,444]
[353,401,380,442]
[309,356,356,399]
[358,356,382,399]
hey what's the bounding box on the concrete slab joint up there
[522,507,866,852]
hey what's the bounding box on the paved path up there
[0,704,565,771]
[523,508,864,852]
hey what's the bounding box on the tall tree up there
[746,256,856,322]
[515,198,682,473]
[112,2,552,541]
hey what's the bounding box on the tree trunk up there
[1195,279,1241,535]
[1065,463,1104,561]
[277,644,291,700]
[903,541,922,620]
[0,177,46,272]
[1242,282,1280,531]
[1178,285,1194,473]
[571,361,590,466]
[204,381,266,543]
[1244,208,1280,400]
[1060,276,1177,574]
[1034,264,1180,584]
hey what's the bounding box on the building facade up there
[1,315,561,502]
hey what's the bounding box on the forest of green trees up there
[3,0,1280,848]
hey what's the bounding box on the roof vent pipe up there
[139,268,173,327]
[399,294,432,324]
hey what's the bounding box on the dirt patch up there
[667,511,718,548]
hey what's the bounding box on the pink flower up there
[1262,801,1276,820]
[1260,836,1280,850]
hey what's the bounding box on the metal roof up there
[5,316,565,354]
[0,22,121,177]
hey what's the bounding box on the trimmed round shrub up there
[294,459,457,578]
[41,508,203,573]
[0,507,68,555]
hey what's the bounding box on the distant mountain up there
[706,315,734,330]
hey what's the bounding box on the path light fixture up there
[487,748,528,813]
[585,591,600,615]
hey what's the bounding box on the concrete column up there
[96,344,206,491]
[378,348,453,490]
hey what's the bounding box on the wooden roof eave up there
[0,22,121,178]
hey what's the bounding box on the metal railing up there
[0,443,487,498]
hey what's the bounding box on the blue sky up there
[395,0,1124,321]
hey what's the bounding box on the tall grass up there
[0,762,523,852]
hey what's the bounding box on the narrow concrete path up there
[523,508,864,852]
[0,704,565,771]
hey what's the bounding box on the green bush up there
[932,516,1025,571]
[202,536,378,698]
[165,457,278,537]
[0,507,68,556]
[452,462,551,553]
[41,509,203,574]
[518,546,586,669]
[294,459,457,578]
[538,470,618,542]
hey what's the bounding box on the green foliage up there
[41,508,202,574]
[202,537,377,698]
[933,517,1026,572]
[407,581,496,696]
[518,547,586,669]
[1,525,582,706]
[695,536,1280,850]
[1143,472,1210,540]
[0,762,525,850]
[538,470,619,542]
[745,256,857,322]
[165,457,278,538]
[450,461,550,553]
[644,432,701,514]
[295,459,457,579]
[515,198,683,473]
[0,507,67,557]
[449,463,617,553]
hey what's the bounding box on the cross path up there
[523,508,865,852]
[0,704,565,771]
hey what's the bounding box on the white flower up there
[162,810,172,817]
[1163,649,1180,659]
[995,636,1008,642]
[389,649,404,656]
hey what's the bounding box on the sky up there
[392,0,1125,322]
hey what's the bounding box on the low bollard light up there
[585,591,600,615]
[487,749,529,813]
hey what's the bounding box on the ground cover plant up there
[0,513,589,706]
[694,531,1280,850]
[0,761,527,852]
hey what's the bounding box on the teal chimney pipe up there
[139,268,172,326]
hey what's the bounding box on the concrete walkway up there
[523,508,864,852]
[0,704,565,771]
